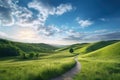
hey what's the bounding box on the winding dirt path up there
[51,56,81,80]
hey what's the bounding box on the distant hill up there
[55,43,89,52]
[56,40,119,55]
[75,40,119,54]
[82,41,120,61]
[0,39,57,57]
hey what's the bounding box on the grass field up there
[0,51,75,80]
[0,40,120,80]
[74,40,119,54]
[74,41,120,80]
[74,60,120,80]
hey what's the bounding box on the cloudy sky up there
[0,0,120,45]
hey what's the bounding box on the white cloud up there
[66,30,81,37]
[76,17,93,28]
[94,29,107,33]
[28,0,50,26]
[0,15,15,26]
[55,4,73,15]
[38,25,61,36]
[0,0,75,45]
[0,0,73,29]
[100,18,106,21]
[28,0,73,27]
[100,18,108,22]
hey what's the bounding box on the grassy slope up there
[0,39,120,80]
[75,40,119,54]
[0,39,75,80]
[74,41,120,80]
[0,50,75,80]
[56,43,89,53]
[0,39,57,57]
[74,60,120,80]
[82,42,120,61]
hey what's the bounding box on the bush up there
[35,53,39,58]
[20,52,27,59]
[69,48,74,53]
[29,53,34,58]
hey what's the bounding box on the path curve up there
[51,56,81,80]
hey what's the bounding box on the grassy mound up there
[75,40,119,54]
[56,43,89,52]
[74,41,120,80]
[82,42,120,61]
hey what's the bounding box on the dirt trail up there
[51,56,81,80]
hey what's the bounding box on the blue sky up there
[0,0,120,45]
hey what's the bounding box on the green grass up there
[74,41,120,80]
[81,42,120,61]
[56,43,89,52]
[0,39,76,80]
[0,39,57,57]
[74,59,120,80]
[74,40,119,54]
[0,51,75,80]
[0,39,120,80]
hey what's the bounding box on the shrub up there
[29,53,34,58]
[21,52,27,59]
[69,48,74,53]
[35,53,39,58]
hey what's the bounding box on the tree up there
[0,44,20,57]
[29,52,34,58]
[69,48,74,53]
[21,52,27,59]
[35,53,39,59]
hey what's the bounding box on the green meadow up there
[0,39,120,80]
[74,41,120,80]
[0,52,75,80]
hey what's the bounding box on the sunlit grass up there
[74,59,120,80]
[0,51,75,80]
[74,42,120,80]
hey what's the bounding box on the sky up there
[0,0,120,45]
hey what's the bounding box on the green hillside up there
[0,49,75,80]
[74,41,120,80]
[0,39,57,57]
[56,43,89,52]
[0,39,120,80]
[82,41,120,61]
[75,40,119,54]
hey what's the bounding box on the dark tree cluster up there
[69,48,74,53]
[20,52,39,59]
[0,44,20,57]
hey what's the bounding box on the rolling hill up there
[56,43,89,52]
[75,40,119,54]
[75,41,120,80]
[82,41,120,61]
[56,40,119,56]
[0,39,57,57]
